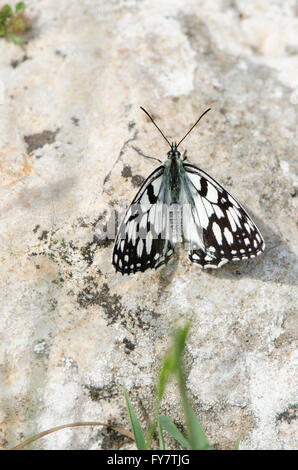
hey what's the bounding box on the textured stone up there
[0,0,297,450]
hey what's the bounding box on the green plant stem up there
[175,346,193,445]
[144,325,190,449]
[144,348,174,449]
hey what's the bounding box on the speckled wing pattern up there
[112,166,175,274]
[183,163,265,269]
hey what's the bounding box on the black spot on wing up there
[199,178,208,197]
[128,212,139,222]
[147,183,158,203]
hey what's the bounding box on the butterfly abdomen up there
[169,204,183,243]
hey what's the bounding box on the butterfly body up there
[164,144,184,202]
[112,111,265,274]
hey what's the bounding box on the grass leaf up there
[157,417,166,450]
[235,434,241,450]
[156,351,172,402]
[184,405,211,450]
[123,386,146,450]
[172,323,212,450]
[159,415,190,449]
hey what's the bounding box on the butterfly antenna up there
[177,108,211,148]
[140,107,172,148]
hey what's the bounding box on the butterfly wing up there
[183,163,265,269]
[112,166,175,274]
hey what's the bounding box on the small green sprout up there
[0,2,29,45]
[124,323,212,450]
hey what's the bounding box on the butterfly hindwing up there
[112,166,175,274]
[183,163,265,268]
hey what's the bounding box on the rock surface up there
[0,0,297,450]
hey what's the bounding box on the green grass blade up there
[157,417,166,450]
[156,352,172,402]
[123,386,146,450]
[235,434,241,450]
[145,334,180,449]
[159,415,191,449]
[172,324,212,450]
[185,405,211,450]
[173,323,191,362]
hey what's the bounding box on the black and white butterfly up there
[112,107,265,274]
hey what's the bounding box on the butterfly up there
[112,107,265,274]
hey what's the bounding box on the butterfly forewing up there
[183,163,265,268]
[112,166,175,273]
